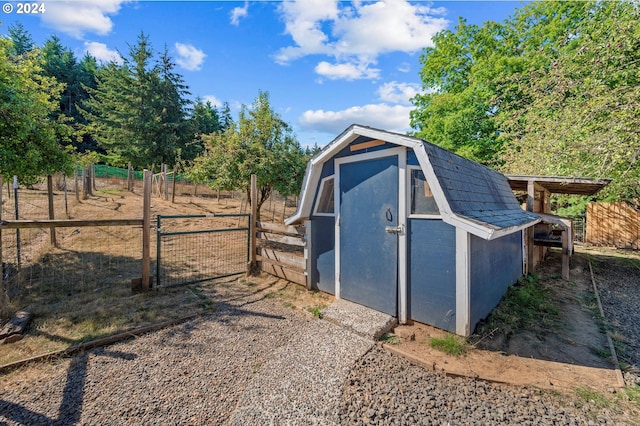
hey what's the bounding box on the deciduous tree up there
[189,91,306,219]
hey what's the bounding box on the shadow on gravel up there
[0,348,136,425]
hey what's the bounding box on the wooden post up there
[163,164,169,200]
[247,174,258,275]
[141,170,152,292]
[561,230,570,281]
[127,162,133,192]
[74,168,80,202]
[46,175,57,247]
[525,180,535,275]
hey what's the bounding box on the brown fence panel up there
[256,221,306,286]
[586,202,640,249]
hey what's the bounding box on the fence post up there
[247,174,258,275]
[171,166,177,203]
[163,164,168,201]
[0,175,4,317]
[13,176,21,269]
[141,169,152,291]
[127,162,133,192]
[74,167,80,202]
[47,175,57,247]
[91,164,96,192]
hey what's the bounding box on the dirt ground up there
[0,181,301,366]
[387,249,629,393]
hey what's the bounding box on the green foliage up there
[188,90,307,219]
[0,38,72,181]
[307,305,323,319]
[412,1,640,206]
[429,334,467,356]
[380,333,400,345]
[81,33,192,168]
[498,1,640,206]
[40,35,100,153]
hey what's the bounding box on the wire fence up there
[2,223,149,318]
[156,214,250,287]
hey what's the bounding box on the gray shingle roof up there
[422,142,538,230]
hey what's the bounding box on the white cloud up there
[175,43,206,71]
[397,62,411,73]
[377,81,422,104]
[230,2,249,26]
[41,0,131,39]
[84,41,123,64]
[299,103,413,135]
[275,0,448,81]
[315,61,380,81]
[203,95,222,108]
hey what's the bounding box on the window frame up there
[313,175,335,217]
[407,166,441,219]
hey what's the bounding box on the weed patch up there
[380,333,400,345]
[474,274,559,338]
[429,335,467,356]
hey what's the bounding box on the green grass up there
[429,334,467,356]
[575,387,611,409]
[475,273,559,337]
[380,333,400,345]
[306,305,323,319]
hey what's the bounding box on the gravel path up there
[0,294,313,425]
[1,264,638,425]
[591,256,640,387]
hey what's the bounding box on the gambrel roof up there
[286,125,540,239]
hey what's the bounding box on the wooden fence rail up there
[256,221,306,286]
[586,202,640,249]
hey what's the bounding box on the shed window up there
[314,176,334,215]
[411,169,439,215]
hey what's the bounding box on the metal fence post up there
[0,175,4,317]
[13,176,21,269]
[156,215,162,287]
[141,170,152,291]
[47,175,57,247]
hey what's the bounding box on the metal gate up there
[156,214,250,287]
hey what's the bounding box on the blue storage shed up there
[286,125,540,336]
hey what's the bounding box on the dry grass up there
[0,179,302,367]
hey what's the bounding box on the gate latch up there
[385,224,404,235]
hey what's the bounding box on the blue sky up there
[2,0,525,147]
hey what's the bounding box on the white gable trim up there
[286,125,539,240]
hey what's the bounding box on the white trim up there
[406,165,442,219]
[334,147,405,308]
[455,228,471,336]
[286,125,540,242]
[312,175,335,217]
[397,148,407,324]
[286,125,423,226]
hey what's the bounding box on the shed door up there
[338,154,399,315]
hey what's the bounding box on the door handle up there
[385,224,404,235]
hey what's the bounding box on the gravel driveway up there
[1,264,638,425]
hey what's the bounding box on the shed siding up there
[469,231,523,330]
[309,216,335,294]
[408,219,457,332]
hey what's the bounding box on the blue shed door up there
[339,154,399,316]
